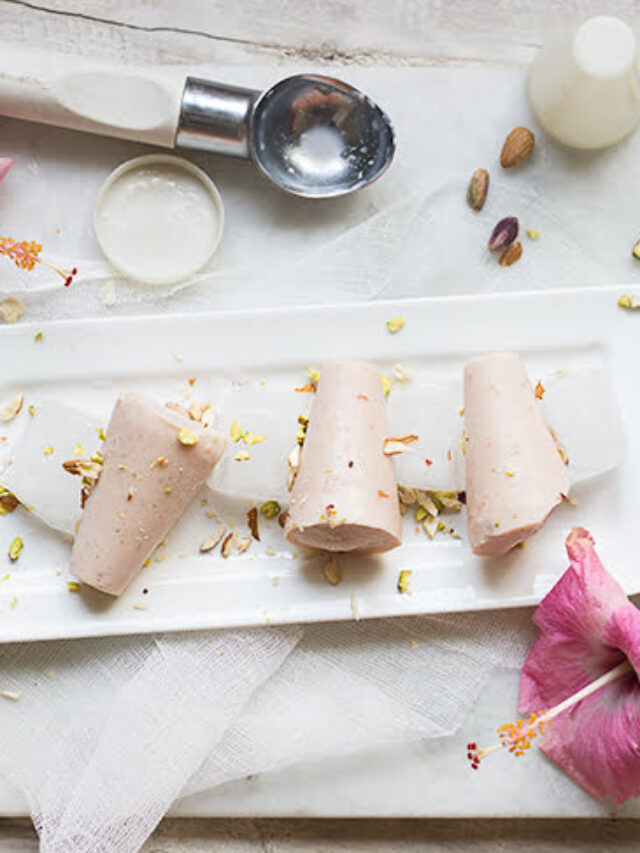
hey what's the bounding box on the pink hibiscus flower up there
[468,527,640,807]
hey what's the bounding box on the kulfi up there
[286,361,402,553]
[464,353,569,557]
[69,392,225,595]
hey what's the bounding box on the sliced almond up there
[383,433,419,456]
[323,555,341,586]
[0,392,24,422]
[200,524,226,553]
[0,297,25,325]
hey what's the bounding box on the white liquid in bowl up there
[95,155,224,286]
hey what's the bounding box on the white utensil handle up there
[0,44,185,147]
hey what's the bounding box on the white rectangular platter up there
[0,285,635,642]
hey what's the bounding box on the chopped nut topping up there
[378,490,389,498]
[0,488,19,514]
[350,593,361,621]
[525,229,540,240]
[234,450,250,461]
[618,293,640,310]
[247,507,260,540]
[178,427,200,446]
[383,433,419,456]
[392,363,412,384]
[397,570,412,594]
[151,456,168,469]
[67,581,81,592]
[323,555,341,586]
[200,524,226,553]
[287,444,301,491]
[27,405,36,417]
[0,392,24,422]
[294,383,316,393]
[230,420,243,442]
[188,400,211,422]
[260,500,281,519]
[535,380,545,399]
[380,374,393,396]
[307,367,321,383]
[278,512,288,528]
[0,690,21,701]
[386,315,405,334]
[133,602,149,611]
[43,446,54,455]
[243,432,266,445]
[33,331,44,342]
[0,296,25,324]
[7,537,22,561]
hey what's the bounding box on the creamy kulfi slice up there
[286,361,402,554]
[70,392,225,595]
[464,353,569,557]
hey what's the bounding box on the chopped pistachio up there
[234,450,250,461]
[397,569,412,594]
[243,432,266,445]
[0,490,19,514]
[33,331,44,342]
[96,427,107,441]
[117,463,128,471]
[307,366,321,383]
[150,456,168,469]
[27,405,36,417]
[386,315,405,334]
[410,639,419,650]
[424,516,439,539]
[618,293,640,310]
[0,392,24,422]
[380,373,393,396]
[461,431,468,456]
[66,581,81,592]
[7,537,22,561]
[260,500,281,519]
[525,229,540,240]
[265,547,276,557]
[178,427,199,446]
[187,400,210,422]
[505,469,515,477]
[323,555,341,586]
[415,506,428,523]
[230,420,244,442]
[73,443,85,456]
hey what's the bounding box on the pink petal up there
[519,527,628,711]
[0,158,13,181]
[538,602,640,806]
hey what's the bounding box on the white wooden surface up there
[1,0,640,848]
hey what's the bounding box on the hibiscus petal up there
[519,527,628,712]
[538,602,640,806]
[0,158,13,181]
[519,528,640,806]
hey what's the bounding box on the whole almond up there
[499,241,523,267]
[466,168,489,211]
[500,126,534,169]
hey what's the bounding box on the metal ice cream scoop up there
[0,44,395,197]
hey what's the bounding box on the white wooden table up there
[1,0,639,848]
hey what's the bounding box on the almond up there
[499,241,523,267]
[500,126,534,169]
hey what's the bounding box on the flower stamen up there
[467,659,633,768]
[0,237,77,285]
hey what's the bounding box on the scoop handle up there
[0,43,185,147]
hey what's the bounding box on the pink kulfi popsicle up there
[286,361,402,554]
[464,352,569,557]
[70,392,225,595]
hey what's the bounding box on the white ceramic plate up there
[0,286,635,642]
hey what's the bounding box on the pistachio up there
[525,229,540,240]
[0,489,19,514]
[66,581,81,592]
[230,420,244,442]
[177,427,199,446]
[386,315,405,334]
[8,537,22,561]
[380,374,393,396]
[500,126,535,168]
[499,241,523,267]
[618,293,640,310]
[632,240,640,261]
[260,500,281,519]
[234,450,250,461]
[397,569,412,594]
[466,168,489,211]
[488,217,519,253]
